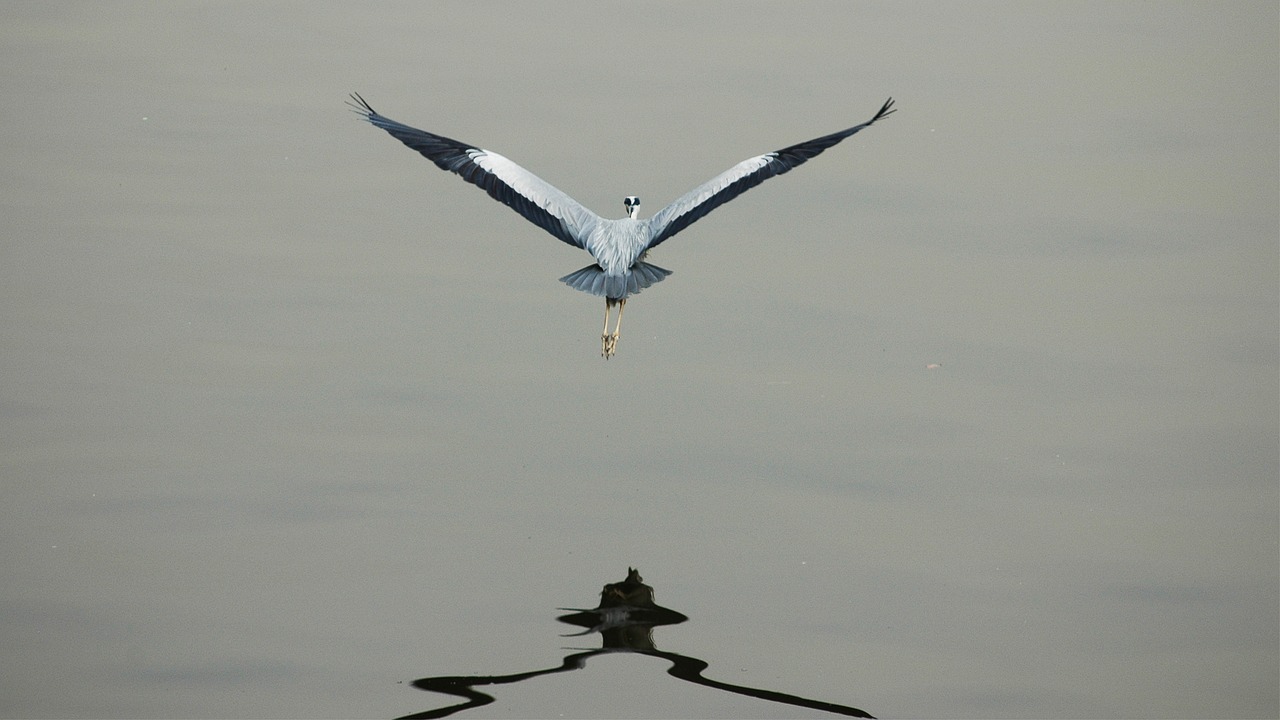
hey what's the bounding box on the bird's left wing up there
[645,98,894,250]
[349,93,599,249]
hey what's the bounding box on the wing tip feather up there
[347,92,377,120]
[874,97,896,122]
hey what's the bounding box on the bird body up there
[582,218,649,281]
[348,93,894,357]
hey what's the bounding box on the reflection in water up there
[396,569,875,719]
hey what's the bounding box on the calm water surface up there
[2,2,1277,718]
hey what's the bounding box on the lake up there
[2,2,1276,718]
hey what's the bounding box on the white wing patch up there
[646,154,775,239]
[470,150,599,245]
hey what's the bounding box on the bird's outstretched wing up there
[349,93,599,249]
[645,98,895,250]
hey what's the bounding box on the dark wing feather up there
[348,93,598,249]
[645,98,895,249]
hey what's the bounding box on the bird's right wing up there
[349,93,599,249]
[645,98,895,250]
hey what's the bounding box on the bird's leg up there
[602,300,613,358]
[612,298,626,348]
[602,298,625,359]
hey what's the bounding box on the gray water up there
[2,2,1277,718]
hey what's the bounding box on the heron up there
[348,93,894,358]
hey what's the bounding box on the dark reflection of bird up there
[397,568,876,719]
[598,566,655,607]
[558,567,686,645]
[349,93,894,358]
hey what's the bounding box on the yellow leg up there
[613,299,626,341]
[602,301,613,357]
[602,298,624,359]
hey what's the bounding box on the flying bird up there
[348,93,894,358]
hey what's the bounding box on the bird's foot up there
[601,332,619,359]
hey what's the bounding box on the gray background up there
[3,2,1277,718]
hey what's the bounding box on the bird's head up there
[623,196,640,219]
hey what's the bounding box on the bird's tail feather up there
[559,262,672,300]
